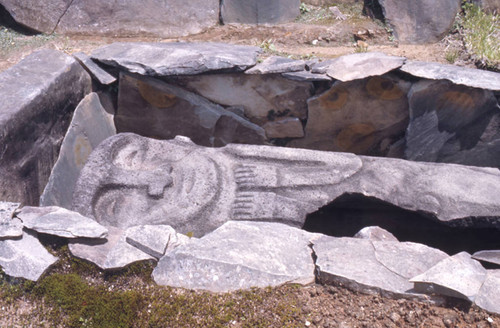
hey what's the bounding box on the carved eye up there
[366,76,404,100]
[112,138,147,170]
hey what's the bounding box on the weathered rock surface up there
[0,0,71,33]
[0,49,91,205]
[245,56,305,74]
[72,134,500,238]
[377,0,461,44]
[117,73,265,146]
[475,270,500,315]
[472,250,500,266]
[314,236,448,298]
[171,73,313,125]
[221,0,300,24]
[354,226,398,242]
[69,226,154,270]
[40,93,116,208]
[405,79,499,167]
[281,71,332,82]
[125,225,191,259]
[16,206,108,239]
[91,42,261,76]
[291,74,410,154]
[262,118,305,139]
[0,202,22,238]
[411,252,487,302]
[56,0,218,38]
[73,52,117,85]
[153,221,318,292]
[400,61,500,91]
[0,230,58,281]
[312,52,405,81]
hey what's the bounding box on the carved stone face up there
[89,135,221,230]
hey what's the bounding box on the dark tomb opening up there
[302,193,500,256]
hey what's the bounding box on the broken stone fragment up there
[17,206,108,239]
[91,42,261,76]
[281,70,332,82]
[245,56,306,74]
[400,60,500,91]
[472,250,500,266]
[69,226,154,270]
[152,221,319,292]
[73,52,117,85]
[410,252,487,302]
[311,52,406,82]
[475,270,500,315]
[0,230,58,281]
[314,236,448,298]
[354,226,398,242]
[125,225,191,259]
[0,202,22,238]
[40,92,116,209]
[262,118,305,139]
[117,72,266,147]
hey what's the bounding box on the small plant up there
[445,49,460,63]
[300,3,310,15]
[259,38,277,53]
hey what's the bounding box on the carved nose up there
[147,164,174,198]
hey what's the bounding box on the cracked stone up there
[125,225,192,259]
[0,202,22,238]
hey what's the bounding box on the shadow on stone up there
[0,4,39,35]
[303,193,500,255]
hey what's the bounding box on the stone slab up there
[125,225,190,259]
[314,235,448,298]
[152,221,319,292]
[221,0,300,24]
[475,270,500,315]
[116,72,266,147]
[410,252,487,301]
[0,202,22,238]
[281,71,332,82]
[56,0,219,38]
[17,206,108,239]
[0,230,58,281]
[40,93,116,208]
[378,0,461,44]
[0,49,91,205]
[245,56,306,74]
[73,52,117,85]
[472,250,500,266]
[69,226,154,270]
[354,226,398,242]
[400,60,500,91]
[262,117,305,139]
[312,52,406,82]
[91,42,261,76]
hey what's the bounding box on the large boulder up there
[72,134,500,238]
[0,49,91,205]
[153,221,319,292]
[116,72,266,147]
[91,42,261,76]
[377,0,462,44]
[221,0,300,24]
[40,93,116,208]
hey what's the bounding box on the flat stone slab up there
[475,270,500,315]
[125,225,191,259]
[245,56,306,74]
[72,134,500,239]
[40,92,116,208]
[472,250,500,266]
[0,202,22,238]
[91,42,261,76]
[69,226,154,270]
[0,230,58,281]
[73,52,117,85]
[354,226,398,242]
[314,236,448,298]
[0,49,91,205]
[400,60,500,91]
[152,221,319,292]
[312,52,406,82]
[281,71,332,82]
[221,0,300,24]
[410,252,487,302]
[17,206,108,239]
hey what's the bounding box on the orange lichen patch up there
[138,81,177,108]
[366,76,404,100]
[437,91,475,111]
[336,123,376,153]
[317,85,349,111]
[74,135,93,168]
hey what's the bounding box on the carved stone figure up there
[72,133,500,237]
